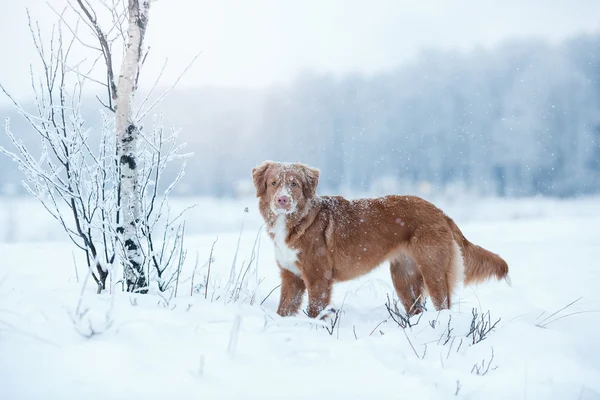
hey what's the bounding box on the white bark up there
[116,0,150,292]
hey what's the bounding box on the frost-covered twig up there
[0,16,115,291]
[224,208,248,298]
[437,315,454,346]
[403,328,424,359]
[467,308,500,345]
[231,225,262,303]
[385,294,424,329]
[72,250,80,283]
[471,347,497,376]
[204,237,218,299]
[189,251,200,297]
[136,51,203,121]
[322,308,341,336]
[260,284,281,306]
[535,297,583,328]
[369,320,387,336]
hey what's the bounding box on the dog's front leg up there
[305,272,333,319]
[276,267,306,316]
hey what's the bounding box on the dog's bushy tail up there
[445,216,510,286]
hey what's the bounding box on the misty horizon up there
[2,29,599,199]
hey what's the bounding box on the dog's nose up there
[277,196,290,206]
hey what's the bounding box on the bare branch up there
[137,51,203,120]
[73,0,117,101]
[47,4,102,52]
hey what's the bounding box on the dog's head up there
[251,161,320,215]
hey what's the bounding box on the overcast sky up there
[1,0,599,103]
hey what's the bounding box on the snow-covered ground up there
[1,195,599,399]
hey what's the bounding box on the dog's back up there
[304,194,509,313]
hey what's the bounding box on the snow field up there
[0,196,599,399]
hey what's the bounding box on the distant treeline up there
[2,33,599,198]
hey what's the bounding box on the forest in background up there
[2,33,599,198]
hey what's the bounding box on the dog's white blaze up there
[272,215,301,276]
[270,173,297,215]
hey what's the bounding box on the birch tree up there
[115,0,148,292]
[1,0,191,295]
[76,0,150,292]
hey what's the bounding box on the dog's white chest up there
[271,215,301,276]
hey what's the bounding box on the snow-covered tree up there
[1,0,191,295]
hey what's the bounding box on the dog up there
[252,160,509,318]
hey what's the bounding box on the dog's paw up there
[410,299,428,315]
[317,307,338,321]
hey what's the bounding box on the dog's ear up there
[251,161,271,197]
[300,164,320,198]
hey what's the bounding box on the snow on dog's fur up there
[252,161,509,318]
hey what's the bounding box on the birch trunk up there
[116,0,150,292]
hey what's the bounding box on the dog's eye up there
[271,181,277,186]
[290,182,297,187]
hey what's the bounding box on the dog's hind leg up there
[408,230,455,311]
[389,253,426,315]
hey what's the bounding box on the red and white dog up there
[252,161,509,318]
